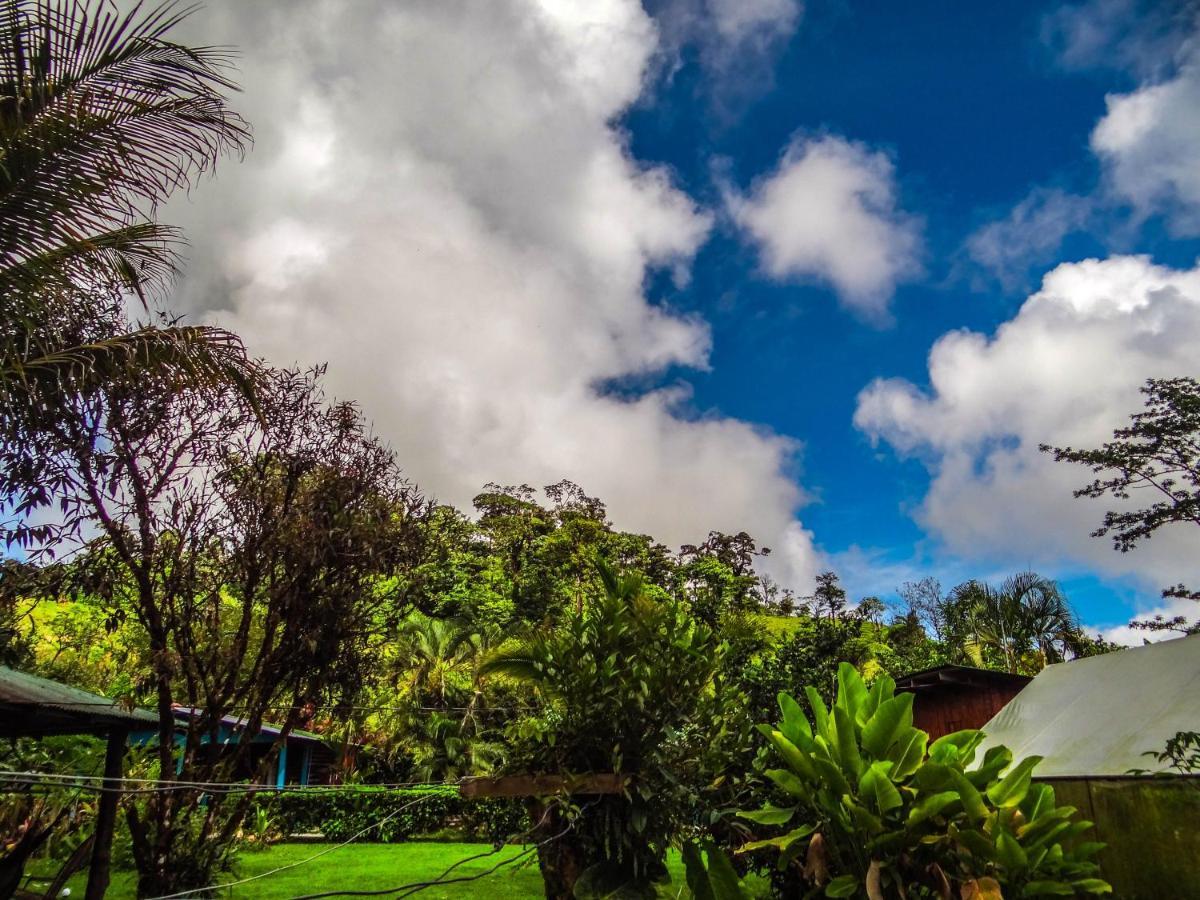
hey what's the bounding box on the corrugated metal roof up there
[978,634,1200,777]
[171,707,327,743]
[0,666,159,736]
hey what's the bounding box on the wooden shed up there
[894,664,1031,740]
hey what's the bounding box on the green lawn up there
[25,841,763,898]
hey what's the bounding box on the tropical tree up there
[479,558,748,899]
[378,614,505,783]
[0,0,257,550]
[951,573,1083,674]
[1043,376,1200,634]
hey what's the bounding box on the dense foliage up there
[736,664,1108,898]
[478,559,755,898]
[255,787,523,845]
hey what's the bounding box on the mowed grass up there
[26,841,766,898]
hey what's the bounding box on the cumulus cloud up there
[160,0,820,588]
[1091,41,1200,234]
[1049,0,1200,233]
[729,135,922,320]
[965,189,1094,290]
[855,255,1200,596]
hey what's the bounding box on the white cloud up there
[1091,43,1200,234]
[965,188,1093,289]
[855,255,1200,593]
[729,135,922,320]
[1096,596,1199,645]
[652,0,802,97]
[706,0,802,53]
[1041,0,1193,78]
[161,0,820,588]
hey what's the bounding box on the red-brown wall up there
[908,682,1026,740]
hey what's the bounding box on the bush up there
[735,663,1110,898]
[255,786,525,845]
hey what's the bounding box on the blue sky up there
[630,0,1200,631]
[157,0,1200,640]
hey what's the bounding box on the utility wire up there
[141,792,445,900]
[0,770,458,795]
[285,802,582,900]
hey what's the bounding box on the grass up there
[25,841,766,899]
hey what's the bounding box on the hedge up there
[255,786,527,844]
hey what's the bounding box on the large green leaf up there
[806,686,832,741]
[861,693,914,757]
[950,770,989,823]
[811,755,852,798]
[986,755,1042,808]
[765,729,819,781]
[887,728,928,780]
[858,762,903,814]
[736,824,817,854]
[681,841,749,900]
[969,745,1014,789]
[929,729,985,766]
[836,662,870,722]
[995,828,1028,870]
[1072,878,1113,894]
[907,790,960,826]
[825,874,860,897]
[765,768,809,798]
[833,705,863,777]
[778,691,813,746]
[736,804,796,826]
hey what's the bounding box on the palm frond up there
[476,648,542,683]
[0,221,180,304]
[0,0,250,281]
[0,322,261,412]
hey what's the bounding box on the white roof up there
[978,634,1200,777]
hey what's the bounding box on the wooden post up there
[458,774,627,799]
[85,727,127,900]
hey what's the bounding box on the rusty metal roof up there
[0,666,158,737]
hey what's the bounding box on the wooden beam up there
[85,727,127,900]
[459,774,627,799]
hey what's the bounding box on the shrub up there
[734,663,1110,898]
[255,786,524,845]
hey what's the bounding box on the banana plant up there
[735,662,1109,899]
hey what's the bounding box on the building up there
[0,666,159,900]
[133,707,343,787]
[893,664,1031,740]
[979,634,1200,899]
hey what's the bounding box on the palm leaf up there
[0,323,261,413]
[1,0,250,280]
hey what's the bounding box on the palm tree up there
[955,572,1082,673]
[395,613,487,708]
[0,0,257,415]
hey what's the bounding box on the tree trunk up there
[529,801,585,900]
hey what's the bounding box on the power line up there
[142,793,447,900]
[0,770,458,795]
[286,802,581,900]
